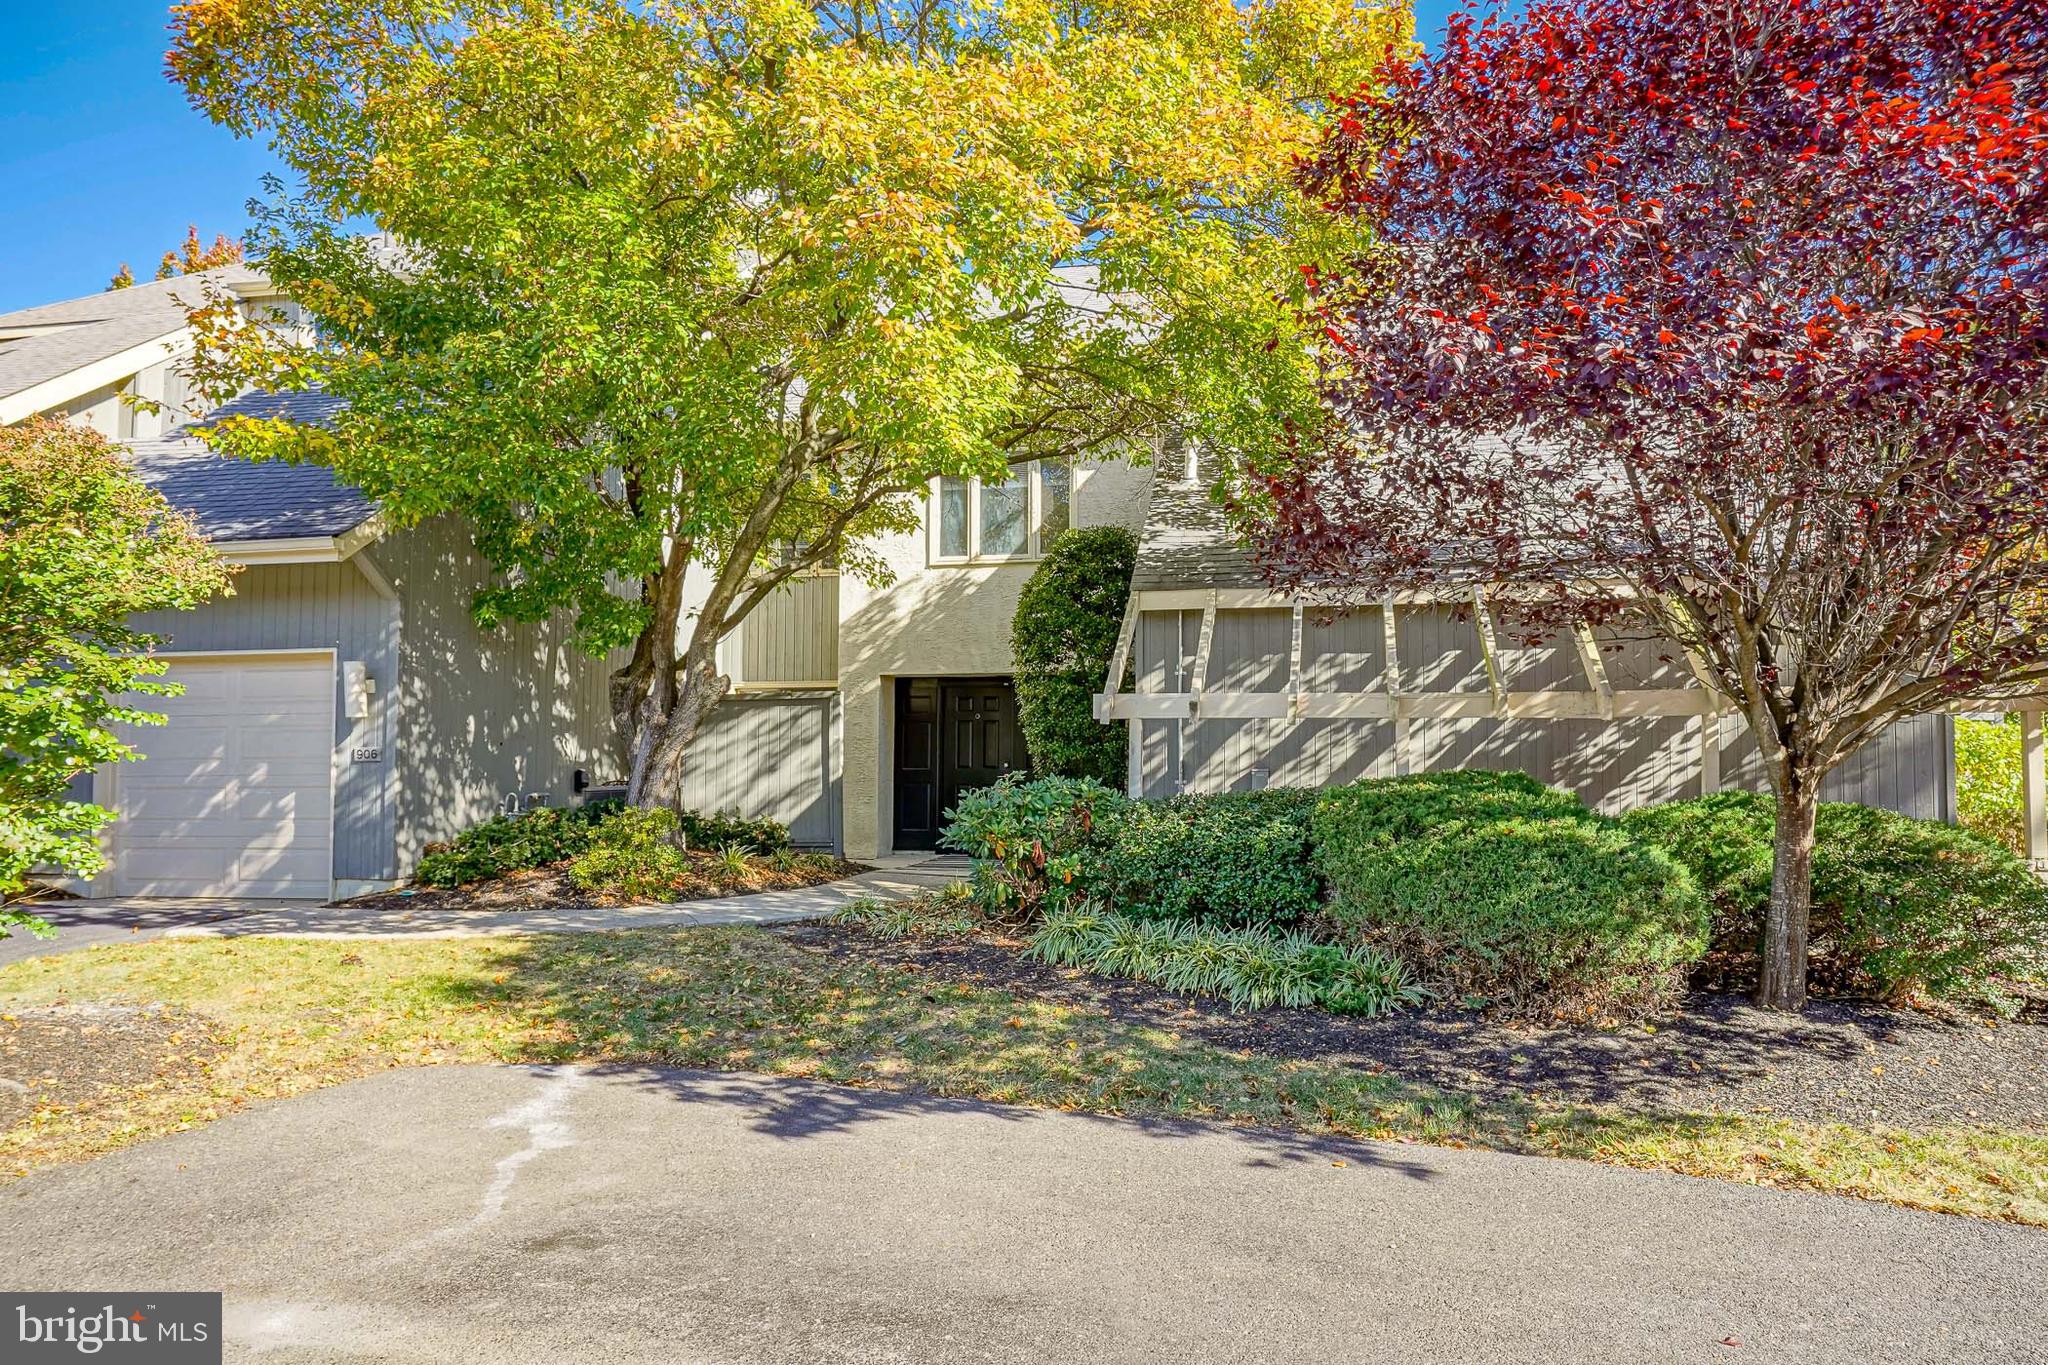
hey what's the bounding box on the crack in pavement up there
[475,1065,589,1227]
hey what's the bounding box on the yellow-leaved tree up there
[167,0,1411,808]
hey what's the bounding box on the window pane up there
[979,469,1027,556]
[1037,461,1071,547]
[937,477,969,558]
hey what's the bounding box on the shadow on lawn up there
[422,929,1450,1181]
[784,924,1962,1120]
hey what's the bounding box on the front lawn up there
[2,926,2043,1226]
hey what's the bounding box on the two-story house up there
[7,272,1976,897]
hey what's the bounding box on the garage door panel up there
[112,656,336,899]
[128,727,232,763]
[232,787,328,822]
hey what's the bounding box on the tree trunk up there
[1757,778,1820,1011]
[622,644,729,822]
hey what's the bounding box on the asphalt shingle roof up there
[1130,480,1264,591]
[122,390,374,544]
[0,266,267,405]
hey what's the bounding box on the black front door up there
[893,677,1025,850]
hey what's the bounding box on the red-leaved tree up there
[1242,0,2048,1009]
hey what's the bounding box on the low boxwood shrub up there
[1622,791,2048,1007]
[414,801,791,890]
[1026,906,1422,1016]
[1089,788,1324,928]
[678,808,791,855]
[414,804,612,887]
[942,774,1125,919]
[1328,818,1710,1020]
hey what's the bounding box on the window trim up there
[929,459,1071,565]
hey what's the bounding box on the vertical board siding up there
[1129,604,1956,820]
[678,693,842,849]
[127,560,400,881]
[376,516,625,869]
[738,574,840,684]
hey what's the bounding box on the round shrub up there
[568,806,688,901]
[1329,818,1710,1019]
[1623,791,2048,1007]
[1010,525,1137,785]
[1088,787,1324,929]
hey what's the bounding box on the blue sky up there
[0,0,1474,314]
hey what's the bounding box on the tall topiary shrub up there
[1011,525,1137,786]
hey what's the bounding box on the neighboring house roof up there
[123,390,374,545]
[0,266,267,411]
[1131,480,1262,591]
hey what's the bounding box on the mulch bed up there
[332,855,866,913]
[0,1003,228,1131]
[780,921,2048,1132]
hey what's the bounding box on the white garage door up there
[111,655,336,899]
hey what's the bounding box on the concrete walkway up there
[0,857,967,965]
[11,1064,2044,1363]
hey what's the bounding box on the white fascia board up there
[0,326,194,425]
[217,536,344,565]
[217,515,383,567]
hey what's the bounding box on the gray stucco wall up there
[373,516,623,870]
[1133,606,1956,821]
[127,559,401,882]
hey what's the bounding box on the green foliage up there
[1091,788,1325,928]
[1956,716,2024,857]
[1011,526,1137,785]
[414,802,790,888]
[1327,817,1710,1020]
[832,885,981,939]
[678,808,791,856]
[414,805,613,888]
[1623,792,2048,1007]
[0,419,233,917]
[1026,907,1422,1017]
[1312,769,1594,870]
[942,774,1126,919]
[567,807,690,902]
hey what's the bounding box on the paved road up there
[10,1066,2044,1363]
[0,859,966,966]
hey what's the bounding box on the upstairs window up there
[931,459,1071,563]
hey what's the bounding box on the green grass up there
[2,927,2043,1226]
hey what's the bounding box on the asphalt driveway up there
[9,1066,2044,1364]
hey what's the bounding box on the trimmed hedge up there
[1010,526,1137,785]
[1325,816,1710,1019]
[1092,788,1324,928]
[1622,791,2048,1007]
[1312,770,1596,897]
